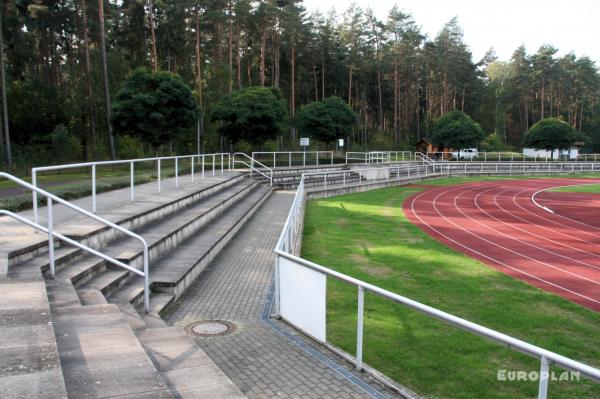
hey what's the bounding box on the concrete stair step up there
[137,327,246,398]
[78,288,109,306]
[12,246,81,277]
[55,256,106,287]
[6,173,247,265]
[108,184,271,314]
[46,279,81,310]
[52,303,172,398]
[78,268,130,297]
[0,278,68,398]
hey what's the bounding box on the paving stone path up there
[165,191,403,399]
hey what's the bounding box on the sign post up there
[300,137,309,166]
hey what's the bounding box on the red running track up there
[404,178,600,311]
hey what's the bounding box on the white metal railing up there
[32,153,231,225]
[232,152,273,186]
[345,151,413,164]
[577,154,600,162]
[435,161,599,176]
[415,152,435,165]
[302,164,431,190]
[251,151,333,168]
[272,163,600,398]
[0,172,150,313]
[427,151,587,162]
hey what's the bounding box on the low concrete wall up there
[306,175,432,200]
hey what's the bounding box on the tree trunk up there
[290,44,296,144]
[81,0,97,159]
[347,65,353,106]
[147,0,158,71]
[259,30,266,86]
[98,0,116,159]
[227,0,233,93]
[236,19,241,90]
[195,6,203,153]
[0,5,11,167]
[377,67,383,129]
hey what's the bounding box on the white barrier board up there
[279,257,326,342]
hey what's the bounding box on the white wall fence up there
[273,162,600,398]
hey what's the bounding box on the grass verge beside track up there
[301,180,600,399]
[551,183,600,193]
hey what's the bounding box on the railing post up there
[92,164,97,213]
[538,356,549,399]
[324,173,327,189]
[221,153,224,174]
[202,155,205,179]
[303,151,306,167]
[316,153,319,166]
[273,255,281,318]
[356,286,365,371]
[175,158,179,188]
[331,152,334,165]
[343,171,346,187]
[191,156,195,183]
[47,198,55,278]
[157,159,161,192]
[32,170,39,225]
[130,162,135,202]
[143,246,150,314]
[274,153,276,168]
[289,152,292,167]
[212,154,216,176]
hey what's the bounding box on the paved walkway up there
[166,192,402,399]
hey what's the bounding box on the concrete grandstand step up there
[51,303,172,398]
[52,179,263,298]
[4,173,247,267]
[77,288,109,306]
[46,279,81,310]
[108,184,272,313]
[0,276,68,398]
[137,326,246,398]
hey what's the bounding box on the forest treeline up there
[0,0,599,167]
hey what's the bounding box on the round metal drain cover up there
[185,320,236,337]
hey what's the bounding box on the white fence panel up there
[279,256,327,342]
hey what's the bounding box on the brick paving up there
[165,192,403,399]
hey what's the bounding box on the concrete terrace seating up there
[1,172,271,398]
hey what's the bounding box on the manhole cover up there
[185,320,236,337]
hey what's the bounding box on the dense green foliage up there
[111,69,198,149]
[0,1,599,168]
[525,118,577,157]
[302,184,600,399]
[431,111,485,148]
[295,96,357,146]
[211,86,287,146]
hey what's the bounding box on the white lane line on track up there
[471,186,600,266]
[531,182,600,231]
[409,187,600,306]
[513,185,600,240]
[446,185,600,285]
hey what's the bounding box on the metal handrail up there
[32,153,231,224]
[232,152,273,186]
[273,164,600,398]
[252,151,334,168]
[0,172,150,313]
[415,152,435,165]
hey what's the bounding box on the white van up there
[451,148,479,160]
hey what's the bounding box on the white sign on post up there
[338,139,344,147]
[300,137,310,146]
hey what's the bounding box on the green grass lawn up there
[301,182,600,398]
[551,184,600,193]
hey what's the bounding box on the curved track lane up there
[404,178,600,311]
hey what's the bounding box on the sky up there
[301,0,600,64]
